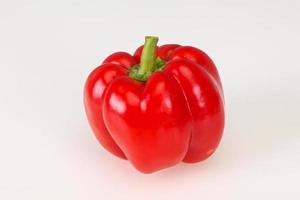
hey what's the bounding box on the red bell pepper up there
[84,36,225,173]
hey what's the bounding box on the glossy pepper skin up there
[84,37,224,173]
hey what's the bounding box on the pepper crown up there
[129,36,166,81]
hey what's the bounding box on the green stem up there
[138,36,159,75]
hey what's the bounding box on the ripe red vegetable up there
[84,36,225,173]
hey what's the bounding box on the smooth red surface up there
[84,44,225,173]
[84,63,127,159]
[103,52,137,69]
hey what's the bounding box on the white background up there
[1,0,300,199]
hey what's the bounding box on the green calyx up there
[129,57,166,81]
[129,36,166,82]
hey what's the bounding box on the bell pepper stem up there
[138,36,159,75]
